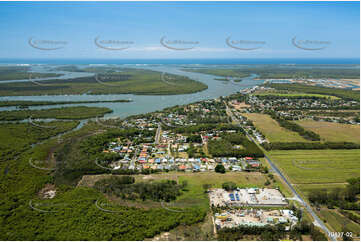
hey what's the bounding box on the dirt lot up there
[231,102,251,110]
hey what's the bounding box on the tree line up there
[208,133,264,158]
[265,83,360,101]
[308,177,360,210]
[217,221,327,241]
[266,111,320,141]
[262,141,360,150]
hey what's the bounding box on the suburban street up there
[224,103,336,241]
[155,124,162,144]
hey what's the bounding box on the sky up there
[0,1,359,59]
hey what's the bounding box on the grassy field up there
[295,120,360,144]
[267,149,360,184]
[242,113,309,142]
[319,209,360,236]
[294,183,347,197]
[78,171,292,209]
[266,83,360,101]
[255,92,340,100]
[0,69,208,96]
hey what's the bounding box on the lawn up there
[319,209,360,236]
[242,113,309,142]
[267,149,360,184]
[295,120,360,144]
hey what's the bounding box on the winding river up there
[0,65,264,119]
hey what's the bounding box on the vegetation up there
[255,66,360,79]
[181,68,249,78]
[0,66,62,81]
[208,133,264,158]
[183,65,360,80]
[0,123,207,240]
[269,114,320,141]
[215,164,226,173]
[263,141,359,150]
[242,113,310,143]
[295,120,360,144]
[173,123,242,134]
[217,221,328,241]
[308,178,360,209]
[53,126,156,185]
[255,92,340,100]
[319,209,360,237]
[0,99,131,108]
[265,83,360,101]
[0,121,79,163]
[339,210,360,224]
[0,69,208,96]
[94,176,185,202]
[0,106,112,121]
[267,149,360,184]
[222,181,237,191]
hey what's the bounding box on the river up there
[0,64,264,119]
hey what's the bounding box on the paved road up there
[155,124,162,144]
[248,134,336,241]
[224,102,335,241]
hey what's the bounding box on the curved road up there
[225,103,335,241]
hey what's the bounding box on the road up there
[224,102,336,241]
[155,124,162,144]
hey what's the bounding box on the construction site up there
[214,208,299,230]
[209,188,288,207]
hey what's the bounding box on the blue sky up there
[0,1,359,59]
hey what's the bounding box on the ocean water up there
[0,58,359,65]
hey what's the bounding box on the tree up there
[215,164,226,174]
[222,182,237,191]
[202,184,212,193]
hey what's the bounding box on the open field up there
[230,102,251,110]
[319,208,360,237]
[267,149,360,184]
[295,120,360,144]
[265,83,360,101]
[78,171,291,209]
[242,113,309,142]
[0,69,208,96]
[294,183,347,197]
